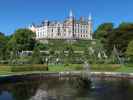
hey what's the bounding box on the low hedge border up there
[11,64,48,72]
[0,64,48,73]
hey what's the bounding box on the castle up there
[29,10,93,41]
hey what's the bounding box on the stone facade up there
[29,10,93,40]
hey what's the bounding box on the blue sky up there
[0,0,132,35]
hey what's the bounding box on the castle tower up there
[88,13,92,21]
[69,9,73,18]
[69,9,74,22]
[88,13,93,40]
[68,9,75,39]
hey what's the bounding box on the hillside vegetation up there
[41,39,102,51]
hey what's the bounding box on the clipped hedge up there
[64,64,83,71]
[91,64,121,71]
[11,64,48,72]
[125,64,133,67]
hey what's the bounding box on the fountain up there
[76,61,92,89]
[82,61,91,81]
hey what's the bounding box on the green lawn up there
[0,65,12,75]
[91,64,133,73]
[48,64,83,72]
[0,64,133,76]
[115,66,133,73]
[0,64,48,75]
[48,64,133,73]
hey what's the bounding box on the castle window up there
[52,28,53,33]
[57,28,61,36]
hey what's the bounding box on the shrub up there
[125,64,133,67]
[11,64,48,72]
[67,64,83,71]
[91,64,121,71]
[74,65,83,70]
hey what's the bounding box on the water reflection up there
[92,79,133,100]
[0,77,133,100]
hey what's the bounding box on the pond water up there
[0,76,133,100]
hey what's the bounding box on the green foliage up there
[44,40,94,51]
[0,32,7,49]
[7,29,35,51]
[35,42,47,50]
[65,46,78,64]
[0,65,11,74]
[126,40,133,60]
[43,40,104,64]
[0,64,48,74]
[0,32,8,60]
[11,65,48,72]
[1,22,133,65]
[106,23,133,54]
[48,64,83,72]
[94,23,114,40]
[94,22,133,57]
[94,23,114,56]
[2,29,36,64]
[31,47,42,64]
[119,22,133,29]
[91,64,121,71]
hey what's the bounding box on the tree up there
[126,40,133,58]
[66,46,75,64]
[35,42,47,50]
[0,32,8,60]
[94,23,114,55]
[0,32,6,50]
[7,29,36,52]
[0,32,4,35]
[94,23,114,40]
[31,47,42,64]
[106,22,133,55]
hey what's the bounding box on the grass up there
[91,64,121,72]
[0,64,48,75]
[0,64,133,76]
[48,64,83,72]
[91,64,133,73]
[115,67,133,73]
[0,64,83,75]
[0,65,12,75]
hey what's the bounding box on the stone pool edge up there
[0,71,133,79]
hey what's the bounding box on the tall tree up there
[0,32,8,60]
[94,23,114,54]
[94,23,114,40]
[7,29,36,52]
[126,40,133,58]
[106,22,133,55]
[31,47,42,64]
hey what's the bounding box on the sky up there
[0,0,133,35]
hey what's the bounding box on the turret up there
[69,9,74,22]
[88,13,92,21]
[88,13,93,40]
[69,9,73,18]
